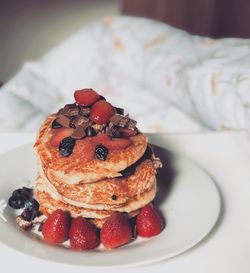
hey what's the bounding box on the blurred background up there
[1,0,250,83]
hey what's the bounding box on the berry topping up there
[21,208,40,222]
[8,196,25,209]
[95,144,109,161]
[136,204,163,238]
[69,217,100,250]
[20,187,33,200]
[42,209,70,244]
[24,198,40,211]
[90,100,115,125]
[51,119,62,129]
[74,88,100,106]
[50,128,74,147]
[100,213,132,249]
[59,137,76,157]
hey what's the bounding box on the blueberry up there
[21,187,33,200]
[30,209,40,220]
[21,209,32,221]
[24,198,40,211]
[119,164,136,178]
[51,119,62,129]
[12,189,22,199]
[95,144,109,161]
[8,196,25,209]
[85,126,97,137]
[59,137,76,157]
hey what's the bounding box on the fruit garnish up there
[136,204,163,237]
[74,88,100,106]
[42,209,70,244]
[95,144,109,161]
[59,137,76,157]
[51,119,62,129]
[90,100,115,125]
[8,196,25,209]
[50,128,74,147]
[100,213,132,249]
[69,217,100,250]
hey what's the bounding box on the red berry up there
[90,101,115,125]
[69,217,99,250]
[42,209,70,244]
[50,128,74,146]
[100,213,132,249]
[74,88,100,106]
[136,204,163,238]
[90,134,132,150]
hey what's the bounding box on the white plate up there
[0,142,221,267]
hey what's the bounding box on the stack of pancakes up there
[34,115,162,227]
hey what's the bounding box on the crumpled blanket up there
[1,16,250,133]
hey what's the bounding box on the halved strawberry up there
[42,209,70,244]
[50,128,74,147]
[90,134,131,150]
[69,217,100,250]
[74,88,100,106]
[119,128,138,137]
[90,101,115,125]
[100,213,132,249]
[136,204,163,238]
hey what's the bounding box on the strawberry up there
[119,128,138,137]
[69,217,99,250]
[136,204,163,238]
[42,209,70,244]
[90,134,132,150]
[100,213,132,249]
[50,128,74,147]
[74,88,100,106]
[90,100,115,125]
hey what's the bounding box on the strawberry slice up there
[74,88,100,106]
[50,128,74,147]
[136,204,163,238]
[119,128,138,137]
[100,213,132,249]
[90,134,132,150]
[42,209,70,244]
[69,217,100,250]
[90,100,115,125]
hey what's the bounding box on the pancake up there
[38,158,157,206]
[35,181,156,217]
[34,114,148,184]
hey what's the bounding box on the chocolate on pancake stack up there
[34,89,162,227]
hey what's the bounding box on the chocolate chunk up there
[56,115,71,128]
[79,106,90,117]
[71,116,89,127]
[127,119,137,129]
[106,125,121,138]
[118,115,130,128]
[60,104,79,116]
[71,124,88,139]
[115,107,124,115]
[109,114,124,126]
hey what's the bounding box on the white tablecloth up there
[0,132,249,273]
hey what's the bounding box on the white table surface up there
[0,132,249,273]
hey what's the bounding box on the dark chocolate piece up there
[115,107,124,115]
[71,124,88,139]
[127,119,137,129]
[56,115,71,128]
[118,115,130,128]
[109,114,124,126]
[79,106,90,117]
[60,104,79,116]
[106,125,121,138]
[71,116,89,127]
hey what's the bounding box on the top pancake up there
[34,114,148,184]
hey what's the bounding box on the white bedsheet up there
[1,16,250,133]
